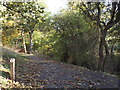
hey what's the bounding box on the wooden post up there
[10,58,15,81]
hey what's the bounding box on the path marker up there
[10,58,15,81]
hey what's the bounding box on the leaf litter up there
[16,54,119,88]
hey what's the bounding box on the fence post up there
[10,58,15,81]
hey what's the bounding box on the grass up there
[0,47,30,88]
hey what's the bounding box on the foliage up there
[1,2,46,51]
[1,0,120,77]
[33,11,98,69]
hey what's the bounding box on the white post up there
[10,58,15,81]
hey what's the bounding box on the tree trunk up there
[98,29,109,71]
[103,41,109,71]
[105,42,116,73]
[21,30,27,53]
[62,51,68,63]
[110,43,115,56]
[29,31,34,53]
[98,30,104,70]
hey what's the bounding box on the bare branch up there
[82,3,97,20]
[105,1,120,31]
[107,2,117,25]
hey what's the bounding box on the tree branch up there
[96,2,103,29]
[107,2,117,25]
[81,3,106,27]
[82,3,97,20]
[105,1,120,31]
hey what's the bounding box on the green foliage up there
[1,0,120,76]
[32,10,98,69]
[32,30,57,55]
[2,2,46,50]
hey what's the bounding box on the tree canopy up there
[1,0,120,76]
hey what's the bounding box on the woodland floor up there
[15,53,120,89]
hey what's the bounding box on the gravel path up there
[17,54,120,88]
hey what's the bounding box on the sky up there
[44,0,68,14]
[0,0,68,14]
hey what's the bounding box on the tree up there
[51,10,98,68]
[68,1,120,71]
[2,2,45,53]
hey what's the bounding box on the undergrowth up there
[0,47,31,88]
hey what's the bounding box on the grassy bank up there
[0,47,30,88]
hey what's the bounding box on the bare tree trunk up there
[110,42,115,56]
[29,30,34,53]
[105,42,116,72]
[103,41,109,71]
[98,29,109,71]
[98,30,105,71]
[21,30,27,53]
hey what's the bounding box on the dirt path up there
[16,54,119,88]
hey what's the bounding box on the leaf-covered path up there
[16,54,119,88]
